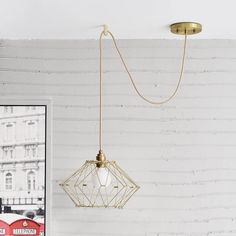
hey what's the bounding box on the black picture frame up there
[0,98,52,236]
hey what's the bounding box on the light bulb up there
[92,167,111,187]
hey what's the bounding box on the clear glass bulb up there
[92,167,111,187]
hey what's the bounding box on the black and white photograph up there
[0,106,46,236]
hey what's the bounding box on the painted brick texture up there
[0,39,236,236]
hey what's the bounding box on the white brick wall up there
[1,39,236,236]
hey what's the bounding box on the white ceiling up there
[1,0,236,39]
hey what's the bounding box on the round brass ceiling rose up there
[170,22,202,35]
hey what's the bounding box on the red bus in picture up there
[0,213,40,236]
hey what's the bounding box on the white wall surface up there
[1,0,236,39]
[0,38,236,235]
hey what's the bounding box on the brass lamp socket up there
[96,150,106,168]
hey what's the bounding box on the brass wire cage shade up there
[60,152,139,208]
[60,22,202,208]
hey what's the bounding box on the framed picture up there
[0,98,52,236]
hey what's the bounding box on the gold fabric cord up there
[99,30,187,150]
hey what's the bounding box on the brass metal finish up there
[60,21,201,208]
[60,159,140,208]
[96,150,106,162]
[96,150,106,167]
[170,22,202,35]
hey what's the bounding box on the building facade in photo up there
[0,106,45,214]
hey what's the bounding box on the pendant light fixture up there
[60,22,202,208]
